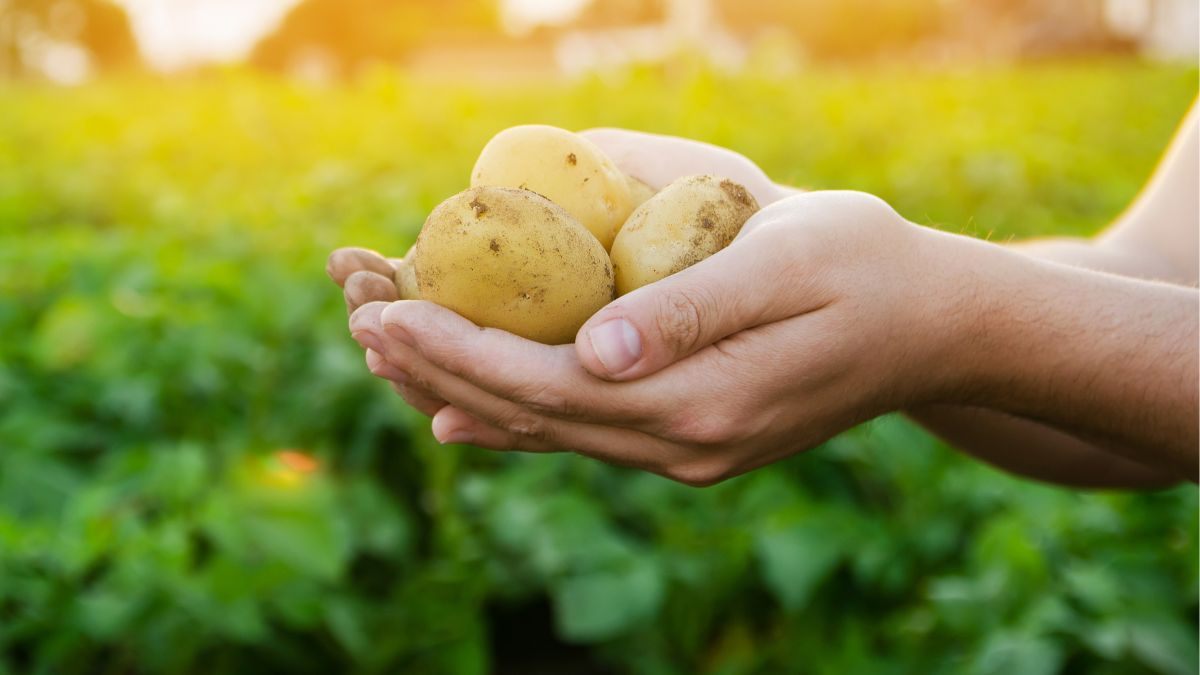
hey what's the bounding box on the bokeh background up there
[1,1,1197,673]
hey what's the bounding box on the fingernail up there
[588,319,642,375]
[352,331,382,353]
[438,428,474,445]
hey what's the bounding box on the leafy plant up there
[0,62,1195,674]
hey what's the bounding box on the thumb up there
[574,211,820,381]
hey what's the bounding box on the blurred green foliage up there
[0,62,1196,674]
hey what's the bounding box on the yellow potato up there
[470,125,633,250]
[413,186,615,344]
[394,248,419,300]
[610,175,759,295]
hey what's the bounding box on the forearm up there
[907,237,1189,489]
[930,231,1198,479]
[908,405,1179,488]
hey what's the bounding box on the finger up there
[353,303,684,464]
[573,201,832,381]
[393,381,448,417]
[356,306,449,417]
[431,404,732,485]
[366,348,405,381]
[345,270,398,311]
[430,405,559,452]
[368,347,448,416]
[578,128,784,206]
[376,337,568,454]
[377,300,666,426]
[327,247,395,287]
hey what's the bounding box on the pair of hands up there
[329,129,972,486]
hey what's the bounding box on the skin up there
[329,109,1198,488]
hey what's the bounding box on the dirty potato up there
[394,246,419,300]
[413,186,615,344]
[609,175,759,295]
[470,125,633,250]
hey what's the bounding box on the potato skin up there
[471,125,633,250]
[413,186,615,345]
[610,175,759,295]
[394,251,419,300]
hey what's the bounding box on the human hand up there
[576,128,798,206]
[327,246,449,416]
[328,128,797,421]
[337,125,1198,486]
[327,129,791,311]
[349,191,967,485]
[326,246,402,313]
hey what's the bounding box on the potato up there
[413,186,615,344]
[626,174,657,209]
[471,125,633,250]
[610,175,759,295]
[394,248,419,300]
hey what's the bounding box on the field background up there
[0,61,1197,674]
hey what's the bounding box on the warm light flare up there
[275,449,320,474]
[249,449,322,489]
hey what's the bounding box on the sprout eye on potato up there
[471,125,634,250]
[412,186,615,345]
[610,174,759,296]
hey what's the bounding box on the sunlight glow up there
[113,0,588,71]
[276,450,320,475]
[252,450,321,489]
[114,0,300,70]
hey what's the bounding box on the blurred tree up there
[251,0,499,79]
[714,0,943,60]
[712,0,1133,61]
[571,0,665,28]
[942,0,1135,59]
[0,0,138,78]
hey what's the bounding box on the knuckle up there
[665,461,730,488]
[511,381,567,416]
[655,287,714,357]
[664,409,740,447]
[403,362,435,392]
[772,190,902,234]
[498,409,552,442]
[841,190,898,218]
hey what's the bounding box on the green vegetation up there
[0,62,1196,674]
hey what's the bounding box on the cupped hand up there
[328,129,796,424]
[327,246,449,416]
[349,191,967,485]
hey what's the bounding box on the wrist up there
[900,226,1020,407]
[917,232,1198,473]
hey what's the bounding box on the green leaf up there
[552,555,663,643]
[755,520,846,611]
[971,633,1064,675]
[325,596,370,660]
[75,587,143,640]
[1127,617,1200,675]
